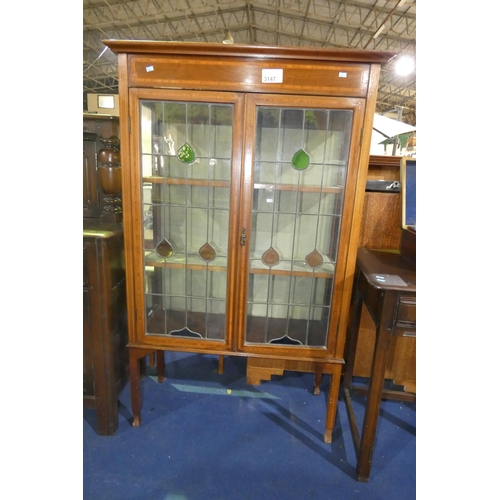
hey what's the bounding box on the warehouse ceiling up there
[83,0,416,125]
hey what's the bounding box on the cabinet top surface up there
[83,112,119,122]
[104,39,395,64]
[83,220,124,239]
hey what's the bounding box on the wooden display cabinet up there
[105,40,394,441]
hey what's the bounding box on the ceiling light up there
[395,56,415,76]
[223,31,234,44]
[373,24,385,39]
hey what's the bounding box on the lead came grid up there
[140,101,233,341]
[246,107,353,347]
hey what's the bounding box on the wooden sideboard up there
[83,112,128,435]
[83,222,128,435]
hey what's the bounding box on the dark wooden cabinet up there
[83,113,127,436]
[83,222,128,435]
[104,40,394,440]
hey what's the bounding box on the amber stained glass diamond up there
[305,249,323,268]
[155,238,173,258]
[199,242,216,262]
[262,247,280,267]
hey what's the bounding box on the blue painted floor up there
[83,353,415,500]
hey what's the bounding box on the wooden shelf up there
[143,176,230,188]
[254,183,342,194]
[249,256,335,278]
[144,251,335,278]
[143,176,343,194]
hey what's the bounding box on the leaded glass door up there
[239,94,364,354]
[129,89,243,348]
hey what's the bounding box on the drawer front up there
[128,54,370,97]
[395,295,416,335]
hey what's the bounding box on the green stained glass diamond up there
[177,142,195,164]
[291,148,310,170]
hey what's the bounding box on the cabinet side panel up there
[116,52,139,345]
[83,238,95,401]
[333,64,382,360]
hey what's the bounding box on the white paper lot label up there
[262,68,283,83]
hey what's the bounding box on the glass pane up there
[246,106,353,348]
[140,100,233,342]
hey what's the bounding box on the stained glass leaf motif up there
[155,238,173,258]
[199,242,216,262]
[262,247,280,267]
[291,148,310,170]
[305,249,323,268]
[177,142,196,164]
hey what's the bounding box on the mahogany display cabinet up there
[104,40,394,442]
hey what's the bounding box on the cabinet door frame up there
[125,88,245,352]
[235,93,366,360]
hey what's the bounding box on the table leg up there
[356,291,398,482]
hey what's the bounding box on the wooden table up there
[343,247,416,482]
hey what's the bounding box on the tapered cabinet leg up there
[129,348,144,427]
[343,277,363,391]
[149,351,156,368]
[156,350,165,383]
[314,363,324,396]
[218,355,224,374]
[324,364,342,443]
